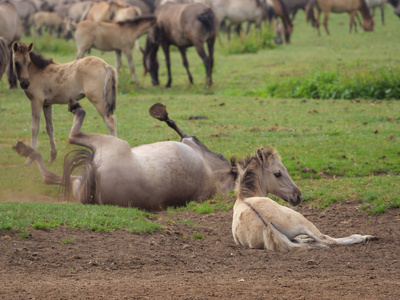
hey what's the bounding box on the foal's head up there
[235,147,302,206]
[11,42,52,90]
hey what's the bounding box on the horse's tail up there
[0,37,10,81]
[196,8,215,33]
[62,147,100,205]
[103,65,117,116]
[13,142,64,186]
[80,2,93,22]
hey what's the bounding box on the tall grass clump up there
[31,34,76,55]
[264,65,400,100]
[221,28,275,55]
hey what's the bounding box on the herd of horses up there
[1,0,387,251]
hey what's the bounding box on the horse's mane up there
[359,0,372,18]
[117,14,156,27]
[234,147,281,200]
[29,51,53,70]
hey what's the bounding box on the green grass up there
[0,10,399,232]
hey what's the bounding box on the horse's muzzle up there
[290,194,303,206]
[20,79,30,89]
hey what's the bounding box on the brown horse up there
[75,16,156,84]
[143,2,218,88]
[0,2,22,89]
[308,0,374,35]
[11,42,117,165]
[232,148,376,251]
[14,102,236,210]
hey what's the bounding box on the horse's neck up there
[236,167,268,200]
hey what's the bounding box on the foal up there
[12,42,117,164]
[232,148,376,251]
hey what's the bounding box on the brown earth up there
[1,201,399,300]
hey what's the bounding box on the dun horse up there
[11,42,117,165]
[308,0,374,35]
[143,2,218,87]
[14,102,236,210]
[232,149,376,251]
[75,16,156,84]
[366,0,387,25]
[82,0,128,22]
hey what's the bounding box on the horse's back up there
[0,3,22,42]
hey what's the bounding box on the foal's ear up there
[12,42,19,53]
[256,148,264,163]
[28,43,34,52]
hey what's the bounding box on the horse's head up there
[142,27,160,86]
[361,18,374,32]
[235,147,302,206]
[12,42,33,90]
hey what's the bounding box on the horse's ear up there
[256,148,264,163]
[12,42,19,53]
[28,43,34,52]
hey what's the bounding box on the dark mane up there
[359,0,372,18]
[29,51,53,70]
[235,147,280,200]
[117,14,156,26]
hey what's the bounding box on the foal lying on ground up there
[232,149,376,251]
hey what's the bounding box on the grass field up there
[0,9,399,232]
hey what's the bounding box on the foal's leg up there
[124,48,139,84]
[161,44,172,88]
[43,105,57,162]
[178,47,193,85]
[25,100,43,165]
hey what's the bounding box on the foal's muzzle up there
[20,78,30,89]
[290,194,303,206]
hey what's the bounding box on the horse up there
[142,2,218,88]
[14,101,236,211]
[11,42,118,165]
[0,1,22,89]
[0,37,10,81]
[32,11,63,38]
[75,16,156,84]
[366,0,386,25]
[232,148,377,251]
[307,0,374,35]
[82,0,128,22]
[8,0,37,37]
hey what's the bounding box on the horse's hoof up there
[149,103,168,121]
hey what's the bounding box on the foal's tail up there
[62,147,100,205]
[103,65,117,116]
[196,8,215,33]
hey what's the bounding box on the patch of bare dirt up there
[1,201,399,299]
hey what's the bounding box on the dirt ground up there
[1,201,399,300]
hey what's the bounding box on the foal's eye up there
[274,171,282,178]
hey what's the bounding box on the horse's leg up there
[115,50,122,74]
[161,43,172,88]
[194,43,211,88]
[43,105,57,162]
[349,12,357,33]
[381,4,385,25]
[323,11,330,35]
[206,38,215,87]
[26,100,43,166]
[75,47,87,60]
[178,47,193,85]
[124,49,139,84]
[315,8,321,36]
[227,22,232,41]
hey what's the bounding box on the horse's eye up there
[274,171,282,178]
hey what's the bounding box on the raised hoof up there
[13,141,34,158]
[149,103,168,121]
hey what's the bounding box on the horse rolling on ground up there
[143,2,218,88]
[307,0,374,35]
[11,42,117,165]
[14,102,236,211]
[75,16,156,84]
[232,149,377,251]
